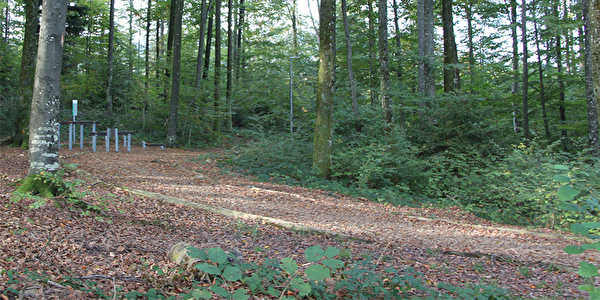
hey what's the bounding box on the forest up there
[2,0,600,297]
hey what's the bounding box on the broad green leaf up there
[553,175,572,183]
[305,264,330,280]
[208,248,228,264]
[280,257,298,274]
[572,223,591,236]
[559,202,580,212]
[305,246,324,262]
[191,288,212,299]
[321,258,344,270]
[323,247,340,258]
[583,222,600,229]
[188,247,208,260]
[223,266,243,281]
[583,242,600,251]
[564,245,585,254]
[232,289,249,300]
[210,285,230,298]
[578,284,596,292]
[194,263,221,275]
[290,277,311,296]
[558,185,580,202]
[578,262,599,278]
[554,165,569,170]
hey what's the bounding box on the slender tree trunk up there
[290,0,298,51]
[213,0,222,133]
[203,11,214,80]
[235,0,245,79]
[12,0,39,147]
[555,4,568,150]
[368,0,377,105]
[442,0,460,92]
[28,0,68,176]
[342,0,358,119]
[167,0,183,146]
[226,0,234,130]
[144,0,151,128]
[466,1,475,89]
[106,0,115,111]
[313,0,336,178]
[392,0,402,80]
[128,0,134,73]
[584,0,600,153]
[521,0,530,143]
[195,0,212,87]
[534,21,551,139]
[511,0,520,133]
[379,0,392,124]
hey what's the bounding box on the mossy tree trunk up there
[312,0,336,178]
[27,0,68,176]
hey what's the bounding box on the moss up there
[14,174,68,198]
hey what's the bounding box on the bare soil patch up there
[1,145,598,299]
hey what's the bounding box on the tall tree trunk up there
[555,4,568,150]
[342,0,359,119]
[442,0,460,92]
[167,0,183,146]
[203,10,214,80]
[28,0,68,176]
[521,0,530,143]
[195,0,212,88]
[313,0,336,178]
[144,0,151,128]
[12,0,39,147]
[106,0,115,111]
[213,0,222,133]
[235,0,245,79]
[379,0,392,124]
[534,21,551,139]
[466,0,475,89]
[511,0,520,132]
[128,0,134,73]
[368,0,377,105]
[226,0,234,130]
[417,0,435,97]
[290,0,298,51]
[392,0,402,80]
[584,0,600,153]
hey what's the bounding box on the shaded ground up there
[1,145,598,299]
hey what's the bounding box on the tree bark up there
[106,0,115,111]
[226,0,234,130]
[195,0,212,88]
[368,0,376,105]
[28,0,68,176]
[213,0,222,133]
[379,0,392,124]
[511,0,520,133]
[167,0,183,147]
[555,4,568,150]
[442,0,460,92]
[313,0,336,178]
[204,10,214,80]
[534,21,551,140]
[12,0,39,147]
[417,0,435,97]
[341,0,359,119]
[521,0,529,143]
[585,0,600,153]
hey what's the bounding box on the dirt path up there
[63,147,597,269]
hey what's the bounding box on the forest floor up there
[0,144,598,299]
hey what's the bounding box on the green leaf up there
[194,263,221,275]
[280,257,298,274]
[305,246,324,262]
[223,266,243,281]
[559,202,581,212]
[553,175,572,183]
[305,264,330,280]
[583,222,600,229]
[191,288,212,299]
[321,258,344,270]
[583,242,600,251]
[188,247,208,260]
[578,262,599,278]
[578,284,596,292]
[564,245,585,254]
[208,248,228,264]
[290,277,311,296]
[210,285,230,298]
[554,165,569,170]
[232,289,249,300]
[558,185,580,202]
[323,247,340,258]
[572,223,591,236]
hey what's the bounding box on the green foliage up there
[558,165,600,299]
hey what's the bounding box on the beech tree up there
[585,0,600,153]
[379,0,392,123]
[167,0,183,146]
[313,0,336,178]
[27,0,68,176]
